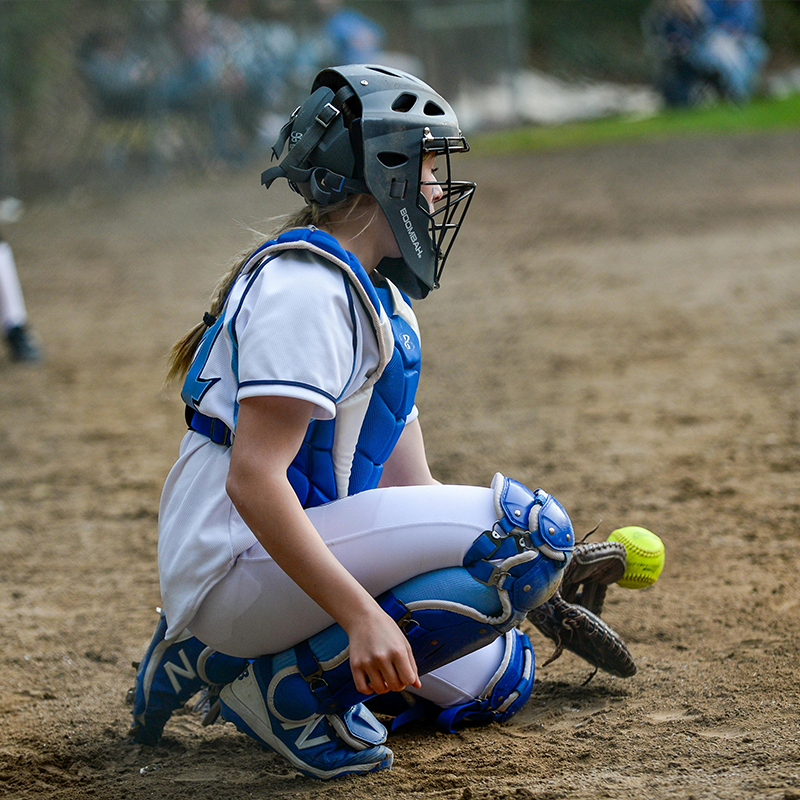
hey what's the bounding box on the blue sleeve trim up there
[229,256,275,345]
[238,379,337,404]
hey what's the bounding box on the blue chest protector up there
[183,227,421,507]
[288,284,421,508]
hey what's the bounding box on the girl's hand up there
[345,606,421,696]
[229,396,422,697]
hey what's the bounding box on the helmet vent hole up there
[392,93,418,113]
[377,152,409,168]
[367,66,402,77]
[423,101,445,116]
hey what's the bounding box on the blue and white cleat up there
[219,661,393,780]
[129,613,247,745]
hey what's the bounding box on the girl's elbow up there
[226,459,285,509]
[225,468,248,508]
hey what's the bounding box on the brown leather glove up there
[527,541,636,678]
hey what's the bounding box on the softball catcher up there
[127,64,634,779]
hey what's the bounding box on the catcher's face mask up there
[417,132,475,294]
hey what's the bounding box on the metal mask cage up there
[418,135,476,289]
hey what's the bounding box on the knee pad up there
[255,473,573,722]
[462,473,574,618]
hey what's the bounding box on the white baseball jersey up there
[158,230,419,640]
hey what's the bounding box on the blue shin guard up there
[219,474,573,778]
[368,628,536,732]
[434,629,535,732]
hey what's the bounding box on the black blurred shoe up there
[6,325,42,363]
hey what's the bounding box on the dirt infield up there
[2,128,800,800]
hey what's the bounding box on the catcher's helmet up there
[261,64,476,299]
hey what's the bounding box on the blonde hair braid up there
[166,195,372,383]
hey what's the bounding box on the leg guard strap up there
[276,567,503,717]
[261,555,560,721]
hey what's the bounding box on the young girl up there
[130,64,575,779]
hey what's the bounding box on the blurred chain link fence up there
[0,0,526,195]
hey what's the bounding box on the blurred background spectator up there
[79,1,245,165]
[76,0,390,166]
[643,0,769,107]
[1,0,799,192]
[205,0,301,155]
[313,0,385,65]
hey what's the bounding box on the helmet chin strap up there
[261,85,356,196]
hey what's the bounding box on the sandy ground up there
[2,128,800,800]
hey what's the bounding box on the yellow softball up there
[607,526,665,589]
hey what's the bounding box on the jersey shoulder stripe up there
[238,379,337,404]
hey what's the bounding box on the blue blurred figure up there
[313,0,385,65]
[704,0,769,98]
[644,0,769,107]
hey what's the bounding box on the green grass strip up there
[470,93,800,154]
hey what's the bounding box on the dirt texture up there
[2,129,800,800]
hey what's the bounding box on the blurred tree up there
[1,0,74,193]
[1,1,76,108]
[526,0,653,82]
[763,0,800,66]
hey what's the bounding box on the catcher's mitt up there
[527,541,636,679]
